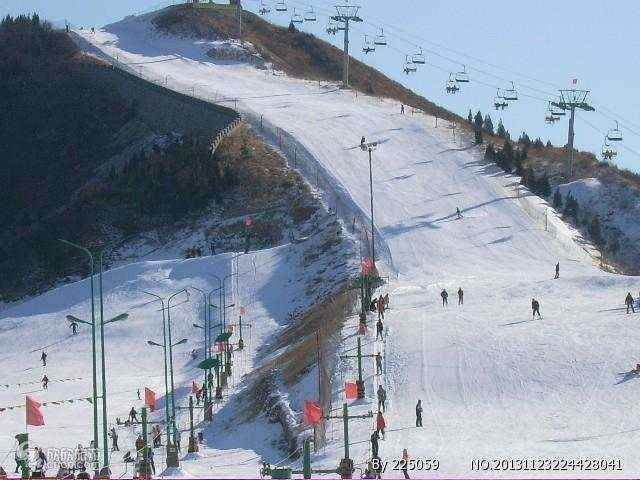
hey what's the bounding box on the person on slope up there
[377,384,387,412]
[626,292,635,314]
[70,321,78,335]
[382,293,390,310]
[376,411,386,439]
[375,352,383,375]
[109,426,119,452]
[129,407,138,424]
[135,435,145,458]
[457,287,464,306]
[377,297,385,320]
[456,207,463,219]
[74,444,86,472]
[531,298,542,319]
[441,289,449,307]
[370,298,378,312]
[415,399,423,427]
[554,262,560,279]
[370,430,380,457]
[376,318,384,341]
[360,136,367,150]
[41,375,49,390]
[41,351,47,366]
[401,449,410,479]
[401,104,405,115]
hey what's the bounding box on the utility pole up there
[551,87,594,178]
[331,3,363,88]
[340,337,377,399]
[360,141,378,267]
[325,403,373,479]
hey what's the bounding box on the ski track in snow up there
[3,11,640,477]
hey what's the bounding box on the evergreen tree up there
[588,216,602,245]
[518,132,531,147]
[498,140,514,172]
[467,109,473,124]
[552,188,563,209]
[546,140,553,148]
[496,119,509,139]
[533,138,544,149]
[474,111,483,131]
[538,174,551,197]
[474,128,483,145]
[483,114,494,135]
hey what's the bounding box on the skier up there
[360,136,367,150]
[457,287,464,306]
[70,321,78,335]
[401,449,410,479]
[152,425,162,447]
[626,293,635,314]
[129,407,138,424]
[209,241,216,255]
[109,426,119,452]
[370,430,379,457]
[376,318,384,341]
[41,375,49,390]
[370,297,377,312]
[41,351,47,366]
[382,293,390,310]
[32,447,46,478]
[400,104,405,115]
[377,384,386,412]
[147,445,155,474]
[376,411,386,439]
[377,297,385,320]
[375,352,383,375]
[554,262,560,279]
[441,289,448,307]
[415,399,423,427]
[74,444,86,472]
[456,207,463,219]
[137,389,141,400]
[531,298,541,319]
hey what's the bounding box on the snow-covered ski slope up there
[46,11,640,477]
[0,245,325,478]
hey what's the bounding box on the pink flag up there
[304,401,323,425]
[345,381,358,399]
[26,396,45,426]
[192,381,200,394]
[144,388,156,411]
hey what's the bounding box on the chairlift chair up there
[455,65,470,83]
[304,7,317,22]
[445,74,459,94]
[362,35,375,54]
[502,81,518,101]
[602,138,618,161]
[275,0,287,12]
[403,55,417,75]
[550,102,566,116]
[326,21,338,35]
[412,47,426,65]
[545,102,560,124]
[374,28,387,46]
[259,2,270,15]
[291,8,304,23]
[493,91,508,110]
[606,121,623,142]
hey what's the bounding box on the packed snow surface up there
[3,10,640,478]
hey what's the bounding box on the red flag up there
[361,257,373,276]
[144,388,156,411]
[239,307,246,316]
[304,401,323,425]
[358,323,368,336]
[26,396,45,426]
[192,381,200,394]
[345,381,358,399]
[215,342,225,353]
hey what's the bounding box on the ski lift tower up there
[331,2,362,88]
[551,86,594,177]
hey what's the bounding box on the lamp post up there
[59,239,99,475]
[360,142,378,267]
[166,288,189,443]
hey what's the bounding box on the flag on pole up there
[345,381,358,399]
[144,388,156,411]
[26,396,45,426]
[192,381,200,394]
[304,400,323,425]
[215,342,225,353]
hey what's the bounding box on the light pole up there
[360,141,378,267]
[59,239,99,475]
[166,288,189,444]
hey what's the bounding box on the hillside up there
[66,8,640,478]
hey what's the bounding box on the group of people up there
[440,288,464,307]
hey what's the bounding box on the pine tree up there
[475,129,483,144]
[539,174,551,197]
[474,111,483,131]
[496,119,509,139]
[533,138,544,149]
[552,189,563,209]
[483,114,494,135]
[467,109,473,124]
[499,140,514,172]
[518,132,531,147]
[546,140,553,148]
[588,216,602,245]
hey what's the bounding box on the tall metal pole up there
[59,240,99,476]
[342,403,349,460]
[567,105,576,177]
[343,18,350,87]
[368,148,375,265]
[166,289,187,445]
[98,252,109,471]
